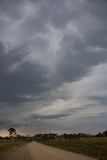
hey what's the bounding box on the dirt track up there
[5,141,98,160]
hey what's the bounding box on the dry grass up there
[41,137,107,160]
[0,141,28,160]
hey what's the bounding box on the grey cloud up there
[0,0,24,19]
[61,114,107,134]
[0,42,50,104]
[28,0,74,29]
[0,0,107,133]
[89,96,107,106]
[0,118,26,130]
[55,32,107,82]
[27,105,90,123]
[30,113,70,121]
[77,0,107,48]
[0,120,12,128]
[74,114,107,133]
[0,118,22,131]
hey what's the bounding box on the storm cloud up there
[0,41,50,104]
[0,0,107,135]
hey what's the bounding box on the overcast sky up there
[0,0,107,136]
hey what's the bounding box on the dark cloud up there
[56,42,107,82]
[0,0,24,19]
[0,118,27,130]
[0,42,50,104]
[0,120,12,129]
[30,113,70,121]
[77,0,107,48]
[0,0,107,134]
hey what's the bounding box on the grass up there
[0,141,28,159]
[41,137,107,160]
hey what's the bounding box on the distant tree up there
[7,128,17,139]
[63,133,69,140]
[103,130,107,137]
[95,132,103,137]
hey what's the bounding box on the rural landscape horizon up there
[0,0,107,159]
[0,127,107,160]
[1,127,107,138]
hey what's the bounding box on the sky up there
[0,0,107,136]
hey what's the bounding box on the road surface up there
[5,141,98,160]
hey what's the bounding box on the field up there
[0,140,28,160]
[41,137,107,160]
[0,137,107,160]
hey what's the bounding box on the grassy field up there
[41,137,107,160]
[0,141,28,160]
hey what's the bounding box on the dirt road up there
[5,141,97,160]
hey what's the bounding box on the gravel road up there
[5,141,98,160]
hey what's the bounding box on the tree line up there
[0,128,107,142]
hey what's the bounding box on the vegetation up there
[0,141,28,160]
[7,128,17,139]
[33,131,107,160]
[40,136,107,160]
[0,128,31,159]
[0,128,107,160]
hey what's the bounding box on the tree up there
[103,130,107,137]
[7,128,17,139]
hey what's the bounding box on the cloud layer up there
[0,0,107,135]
